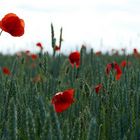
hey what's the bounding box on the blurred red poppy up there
[114,51,119,56]
[95,51,102,56]
[95,84,102,94]
[111,49,115,52]
[121,48,125,52]
[51,89,75,113]
[106,62,122,80]
[36,42,43,50]
[31,54,38,60]
[2,67,11,75]
[133,48,138,55]
[106,63,112,75]
[0,13,25,37]
[54,45,60,51]
[25,50,30,54]
[120,60,127,68]
[114,62,122,80]
[69,51,80,68]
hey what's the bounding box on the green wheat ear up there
[51,23,56,49]
[59,27,63,50]
[51,23,56,57]
[51,23,63,57]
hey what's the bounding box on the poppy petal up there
[95,84,102,94]
[2,67,11,75]
[106,63,112,75]
[114,62,122,80]
[0,13,25,37]
[51,89,75,113]
[69,51,80,68]
[121,60,127,68]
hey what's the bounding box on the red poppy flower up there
[114,51,119,56]
[25,50,30,54]
[69,51,80,68]
[106,62,122,80]
[2,67,11,75]
[51,89,75,113]
[121,48,125,52]
[105,63,112,75]
[111,49,115,52]
[95,51,102,56]
[36,42,43,50]
[133,48,138,55]
[120,60,127,68]
[31,54,38,60]
[114,62,122,80]
[0,13,25,37]
[25,50,31,57]
[95,84,102,94]
[54,45,60,51]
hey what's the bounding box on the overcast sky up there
[0,0,140,54]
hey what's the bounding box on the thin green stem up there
[0,30,3,36]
